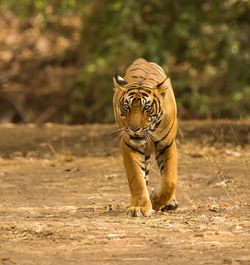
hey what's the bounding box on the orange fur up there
[113,58,178,216]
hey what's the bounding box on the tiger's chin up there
[129,135,146,141]
[129,135,147,146]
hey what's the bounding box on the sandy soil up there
[0,120,249,265]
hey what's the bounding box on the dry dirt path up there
[0,121,249,265]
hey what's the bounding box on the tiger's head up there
[113,73,172,144]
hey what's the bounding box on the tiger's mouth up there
[129,135,146,141]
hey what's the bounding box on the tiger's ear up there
[113,73,127,91]
[155,77,171,98]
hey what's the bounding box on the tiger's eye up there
[123,104,130,110]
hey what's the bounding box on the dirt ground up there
[0,120,249,265]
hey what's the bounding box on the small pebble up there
[107,234,117,239]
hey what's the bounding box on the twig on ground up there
[227,119,249,172]
[178,184,196,208]
[202,135,238,206]
[240,115,250,136]
[223,168,247,205]
[41,143,57,156]
[213,159,246,205]
[62,114,66,154]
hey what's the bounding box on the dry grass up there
[202,134,247,207]
[227,119,249,172]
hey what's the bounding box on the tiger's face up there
[113,74,170,144]
[119,90,162,143]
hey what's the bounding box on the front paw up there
[127,206,152,217]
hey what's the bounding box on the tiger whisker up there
[148,131,161,142]
[110,127,125,139]
[145,133,154,145]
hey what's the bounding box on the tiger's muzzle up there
[126,127,147,142]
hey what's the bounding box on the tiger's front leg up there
[121,139,152,217]
[150,140,178,211]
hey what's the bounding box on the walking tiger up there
[113,58,178,217]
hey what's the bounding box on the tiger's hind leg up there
[150,140,178,211]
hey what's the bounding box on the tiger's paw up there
[161,198,179,212]
[127,206,152,217]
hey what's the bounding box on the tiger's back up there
[124,58,166,86]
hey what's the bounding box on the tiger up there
[113,58,178,217]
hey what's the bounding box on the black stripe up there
[149,99,156,115]
[155,119,175,145]
[123,139,145,155]
[141,92,149,97]
[127,87,152,94]
[146,78,158,83]
[150,94,160,119]
[127,86,139,89]
[154,94,161,114]
[127,87,139,92]
[132,75,145,79]
[146,180,149,186]
[152,98,157,104]
[154,120,162,130]
[140,87,151,93]
[148,72,159,76]
[141,83,154,88]
[156,139,174,160]
[145,155,150,160]
[129,68,149,74]
[150,113,163,132]
[145,169,149,175]
[132,97,137,104]
[139,165,146,171]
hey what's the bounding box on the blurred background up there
[0,0,249,124]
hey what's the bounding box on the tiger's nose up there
[130,126,141,132]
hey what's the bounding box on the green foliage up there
[0,0,84,16]
[1,0,250,122]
